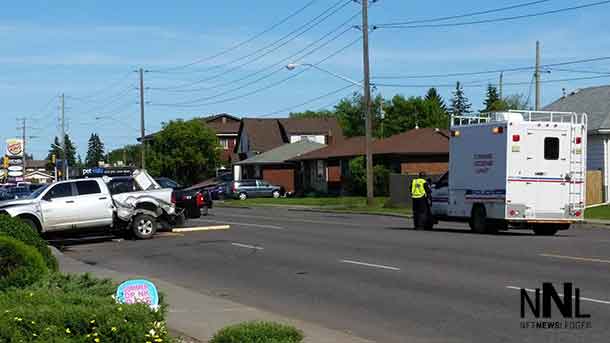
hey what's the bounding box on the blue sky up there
[1,0,609,158]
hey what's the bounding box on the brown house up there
[292,128,449,194]
[233,117,344,180]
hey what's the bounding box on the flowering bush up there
[210,321,303,343]
[0,214,58,271]
[0,274,172,342]
[0,236,48,290]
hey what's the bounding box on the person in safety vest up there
[411,172,432,230]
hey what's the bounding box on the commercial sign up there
[115,279,159,310]
[5,138,24,158]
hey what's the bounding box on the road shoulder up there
[50,246,373,343]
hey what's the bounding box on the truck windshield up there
[27,184,49,199]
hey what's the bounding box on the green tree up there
[335,92,384,138]
[85,133,105,167]
[147,119,220,185]
[289,110,335,118]
[450,81,472,116]
[107,145,141,166]
[381,94,449,137]
[504,94,529,110]
[483,84,502,112]
[45,134,76,169]
[424,88,447,113]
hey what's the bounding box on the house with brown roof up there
[233,117,344,180]
[292,128,449,194]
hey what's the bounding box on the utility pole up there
[60,93,66,180]
[362,0,374,206]
[20,118,26,170]
[499,72,504,100]
[535,40,541,110]
[139,68,146,170]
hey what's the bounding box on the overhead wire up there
[152,35,363,108]
[150,0,351,90]
[149,0,319,72]
[374,0,610,29]
[375,75,610,88]
[148,11,361,93]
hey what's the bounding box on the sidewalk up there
[51,247,373,343]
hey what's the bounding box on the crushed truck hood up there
[0,199,36,208]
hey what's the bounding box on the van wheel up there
[469,205,488,234]
[533,225,558,236]
[238,192,248,200]
[132,214,157,239]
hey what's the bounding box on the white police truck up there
[431,110,587,235]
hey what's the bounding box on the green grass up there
[584,205,610,220]
[224,196,411,216]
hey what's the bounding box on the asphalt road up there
[61,207,610,343]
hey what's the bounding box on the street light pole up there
[139,68,146,170]
[362,0,374,206]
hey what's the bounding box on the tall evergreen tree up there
[449,81,472,116]
[46,134,76,168]
[424,88,447,113]
[85,133,105,167]
[483,84,501,112]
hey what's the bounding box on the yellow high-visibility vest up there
[411,178,427,199]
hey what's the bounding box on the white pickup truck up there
[0,170,177,239]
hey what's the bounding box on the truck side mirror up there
[42,193,52,202]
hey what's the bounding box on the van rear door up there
[524,128,571,218]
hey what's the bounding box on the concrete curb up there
[216,202,413,218]
[50,247,373,343]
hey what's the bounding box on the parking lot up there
[59,206,610,343]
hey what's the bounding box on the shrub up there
[210,321,304,343]
[0,214,58,271]
[0,274,171,342]
[0,236,48,290]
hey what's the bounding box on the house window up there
[219,138,229,150]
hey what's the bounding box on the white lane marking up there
[339,259,400,271]
[172,225,230,233]
[218,213,379,227]
[231,242,264,250]
[539,253,610,264]
[195,218,284,230]
[506,286,610,305]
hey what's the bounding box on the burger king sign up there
[6,138,24,157]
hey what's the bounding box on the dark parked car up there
[155,178,211,218]
[229,180,283,200]
[0,190,14,201]
[7,186,32,199]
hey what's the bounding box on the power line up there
[65,71,133,101]
[152,0,352,90]
[151,35,362,108]
[149,12,360,94]
[374,0,610,29]
[374,75,610,88]
[150,0,319,72]
[549,67,610,75]
[373,56,610,79]
[378,0,552,27]
[263,84,357,116]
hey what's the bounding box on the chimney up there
[222,116,227,124]
[326,129,333,145]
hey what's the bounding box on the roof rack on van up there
[450,110,587,128]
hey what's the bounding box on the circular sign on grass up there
[115,279,159,311]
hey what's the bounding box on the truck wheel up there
[132,214,157,239]
[533,225,558,236]
[239,192,248,200]
[20,217,40,233]
[469,205,488,234]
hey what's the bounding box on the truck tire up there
[533,225,558,236]
[131,214,157,239]
[469,205,488,234]
[238,192,248,200]
[20,217,40,233]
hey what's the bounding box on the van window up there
[76,180,101,195]
[544,137,560,160]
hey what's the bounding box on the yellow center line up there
[172,225,230,233]
[539,253,610,264]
